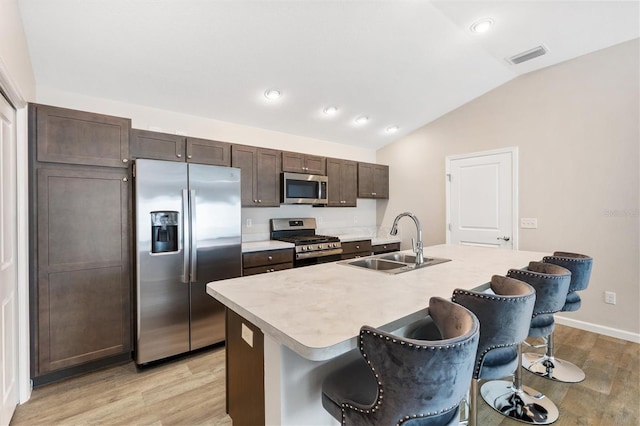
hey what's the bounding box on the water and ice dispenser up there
[151,211,179,253]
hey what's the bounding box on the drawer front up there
[243,249,293,268]
[372,243,400,254]
[243,262,294,276]
[340,240,372,255]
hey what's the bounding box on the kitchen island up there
[206,244,549,425]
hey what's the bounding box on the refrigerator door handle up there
[189,189,198,282]
[181,189,190,283]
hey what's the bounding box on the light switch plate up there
[520,218,538,229]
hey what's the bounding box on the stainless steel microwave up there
[281,172,328,205]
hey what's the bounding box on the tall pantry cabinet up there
[29,104,133,386]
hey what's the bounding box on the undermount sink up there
[347,258,408,271]
[380,253,451,267]
[342,253,451,274]
[380,253,417,263]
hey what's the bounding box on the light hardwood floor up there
[11,325,640,425]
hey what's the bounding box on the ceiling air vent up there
[508,45,547,65]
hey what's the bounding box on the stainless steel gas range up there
[270,218,343,267]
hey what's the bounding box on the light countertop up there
[241,235,400,252]
[242,240,294,253]
[207,244,548,361]
[371,236,402,245]
[335,233,371,242]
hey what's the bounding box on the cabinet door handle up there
[122,177,128,182]
[177,154,182,158]
[187,155,192,159]
[355,245,360,249]
[122,158,128,163]
[268,256,273,261]
[258,200,262,203]
[371,192,377,196]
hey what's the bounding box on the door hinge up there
[446,173,451,182]
[448,223,452,231]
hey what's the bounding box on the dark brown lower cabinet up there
[371,242,400,255]
[340,240,373,260]
[226,309,265,426]
[32,166,132,384]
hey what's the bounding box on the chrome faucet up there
[390,212,424,265]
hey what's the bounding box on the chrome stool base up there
[481,380,559,425]
[522,352,585,383]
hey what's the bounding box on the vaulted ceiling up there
[18,0,640,149]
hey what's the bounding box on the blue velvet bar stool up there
[450,275,536,426]
[321,297,480,426]
[522,252,593,383]
[481,262,571,425]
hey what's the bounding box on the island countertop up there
[206,244,548,361]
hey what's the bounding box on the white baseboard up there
[555,316,640,343]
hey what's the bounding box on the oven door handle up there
[296,248,343,260]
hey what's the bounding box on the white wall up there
[0,0,35,101]
[0,0,36,404]
[377,39,640,340]
[36,88,380,239]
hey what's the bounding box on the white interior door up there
[446,148,518,249]
[0,93,18,424]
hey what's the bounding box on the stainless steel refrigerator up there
[134,159,241,364]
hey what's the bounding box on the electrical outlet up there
[520,218,538,229]
[604,291,616,305]
[317,216,323,225]
[246,219,252,228]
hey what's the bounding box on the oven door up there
[281,173,328,205]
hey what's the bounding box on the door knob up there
[497,236,511,241]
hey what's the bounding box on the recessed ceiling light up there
[385,125,400,134]
[323,106,338,115]
[470,18,493,33]
[354,116,369,125]
[264,89,282,100]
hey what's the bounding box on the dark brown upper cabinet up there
[326,158,357,207]
[281,151,326,175]
[358,162,389,199]
[34,104,130,168]
[130,129,231,166]
[231,145,281,207]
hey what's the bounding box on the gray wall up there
[377,39,640,339]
